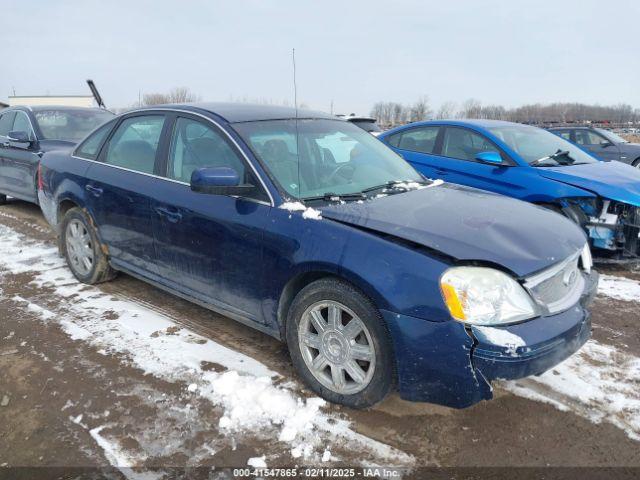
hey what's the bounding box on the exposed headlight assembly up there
[440,267,538,326]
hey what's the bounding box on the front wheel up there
[60,207,116,284]
[0,193,6,205]
[633,158,640,169]
[286,278,394,409]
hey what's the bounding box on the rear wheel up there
[0,194,6,205]
[60,207,116,284]
[286,278,394,409]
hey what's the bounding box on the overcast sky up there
[2,0,638,114]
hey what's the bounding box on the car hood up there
[536,161,640,208]
[319,183,586,277]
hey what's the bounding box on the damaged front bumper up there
[382,270,599,409]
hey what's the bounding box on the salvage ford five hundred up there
[37,103,598,409]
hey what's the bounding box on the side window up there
[12,112,35,140]
[75,121,114,160]
[168,117,246,183]
[575,130,606,146]
[103,116,165,175]
[442,127,496,161]
[397,126,439,154]
[555,130,572,141]
[0,112,16,136]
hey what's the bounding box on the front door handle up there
[154,206,182,223]
[85,184,103,197]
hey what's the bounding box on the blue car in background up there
[37,104,597,409]
[380,120,640,259]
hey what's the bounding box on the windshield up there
[34,109,114,142]
[595,128,628,144]
[487,124,598,166]
[233,119,422,199]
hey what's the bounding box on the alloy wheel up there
[298,300,376,395]
[66,219,94,276]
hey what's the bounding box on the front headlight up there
[440,267,538,325]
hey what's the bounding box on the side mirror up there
[475,151,503,165]
[7,130,33,148]
[190,167,255,196]
[600,140,613,147]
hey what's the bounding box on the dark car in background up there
[37,103,597,409]
[341,115,383,136]
[549,126,640,167]
[0,106,114,205]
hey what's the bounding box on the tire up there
[286,278,394,409]
[0,193,6,205]
[633,158,640,168]
[60,207,116,284]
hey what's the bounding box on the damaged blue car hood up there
[536,161,640,208]
[319,183,586,277]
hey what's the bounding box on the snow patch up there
[502,340,640,440]
[247,455,267,468]
[473,326,525,356]
[279,202,322,220]
[598,274,640,302]
[0,224,412,466]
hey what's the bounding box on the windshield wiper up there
[361,180,428,195]
[531,149,574,166]
[303,192,367,203]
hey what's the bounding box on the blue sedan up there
[380,120,640,258]
[37,104,597,408]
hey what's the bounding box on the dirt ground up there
[0,199,639,479]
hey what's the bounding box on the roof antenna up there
[292,48,301,198]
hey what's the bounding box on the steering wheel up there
[327,163,356,184]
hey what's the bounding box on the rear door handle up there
[154,206,182,223]
[85,184,103,197]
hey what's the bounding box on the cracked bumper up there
[382,270,598,408]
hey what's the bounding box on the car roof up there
[132,102,338,123]
[3,105,112,114]
[381,119,522,136]
[548,126,592,130]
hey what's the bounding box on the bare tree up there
[143,87,200,106]
[457,98,482,119]
[409,96,432,122]
[434,101,457,119]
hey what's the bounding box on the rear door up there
[0,110,41,202]
[574,129,621,161]
[385,125,442,178]
[151,114,270,324]
[84,113,168,276]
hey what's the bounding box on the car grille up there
[524,249,585,315]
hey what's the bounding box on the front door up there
[0,110,40,202]
[574,129,621,161]
[84,114,167,276]
[151,115,270,324]
[425,126,528,197]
